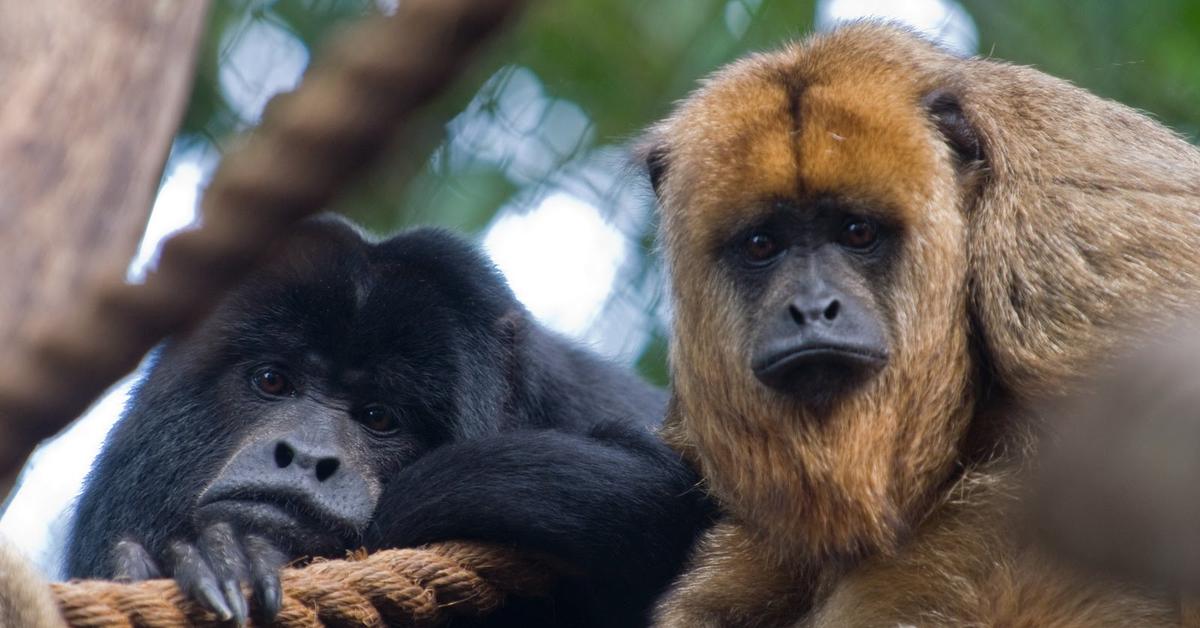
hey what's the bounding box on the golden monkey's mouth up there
[751,342,888,403]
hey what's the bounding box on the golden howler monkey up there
[643,23,1200,627]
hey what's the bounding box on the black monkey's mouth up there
[752,343,887,400]
[195,492,356,554]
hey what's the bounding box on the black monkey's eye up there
[838,217,879,250]
[743,232,781,264]
[358,405,400,434]
[251,368,293,397]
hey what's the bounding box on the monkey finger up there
[110,539,161,582]
[198,522,252,625]
[252,568,282,622]
[244,535,286,621]
[221,577,249,627]
[167,540,234,622]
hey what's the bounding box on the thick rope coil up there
[51,542,556,628]
[0,0,529,481]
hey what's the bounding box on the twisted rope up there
[52,542,555,627]
[0,0,528,481]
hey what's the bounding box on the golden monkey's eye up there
[743,233,781,264]
[359,405,400,434]
[252,368,294,397]
[838,218,878,250]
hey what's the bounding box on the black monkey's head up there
[140,217,521,556]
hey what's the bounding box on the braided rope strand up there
[51,543,554,627]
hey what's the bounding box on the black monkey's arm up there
[365,423,712,618]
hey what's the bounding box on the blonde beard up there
[666,309,973,565]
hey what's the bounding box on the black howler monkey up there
[67,217,710,627]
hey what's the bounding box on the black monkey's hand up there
[111,523,286,625]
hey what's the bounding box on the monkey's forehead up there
[655,23,960,237]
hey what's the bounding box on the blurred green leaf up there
[962,0,1199,140]
[636,330,670,387]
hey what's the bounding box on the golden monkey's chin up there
[679,362,970,564]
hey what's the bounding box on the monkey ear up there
[922,89,983,167]
[496,308,526,343]
[643,142,670,198]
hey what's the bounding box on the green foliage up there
[636,330,671,388]
[501,0,816,140]
[179,0,372,146]
[962,0,1200,139]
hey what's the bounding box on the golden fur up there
[0,534,66,628]
[646,23,1200,626]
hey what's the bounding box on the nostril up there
[274,442,294,469]
[314,458,340,482]
[789,303,807,325]
[823,299,840,321]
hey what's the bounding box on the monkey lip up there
[195,493,355,552]
[752,344,887,392]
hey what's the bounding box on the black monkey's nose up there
[273,440,342,482]
[789,295,841,326]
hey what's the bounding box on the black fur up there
[66,217,711,626]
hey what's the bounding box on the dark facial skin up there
[724,199,893,406]
[129,374,435,622]
[175,363,436,621]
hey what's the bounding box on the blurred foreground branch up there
[0,0,211,495]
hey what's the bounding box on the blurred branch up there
[0,0,211,496]
[0,0,529,493]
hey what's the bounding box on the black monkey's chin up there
[194,498,350,556]
[752,343,887,405]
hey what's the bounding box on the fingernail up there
[200,582,233,621]
[223,580,248,625]
[258,577,282,620]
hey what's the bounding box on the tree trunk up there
[0,0,210,496]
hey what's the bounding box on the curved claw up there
[127,526,287,624]
[199,523,251,625]
[170,540,233,621]
[196,578,235,622]
[254,569,283,621]
[245,535,287,622]
[221,577,249,625]
[111,539,161,582]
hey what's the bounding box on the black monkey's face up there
[72,221,529,622]
[192,357,420,556]
[165,223,482,557]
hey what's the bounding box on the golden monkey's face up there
[728,198,893,408]
[648,31,977,560]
